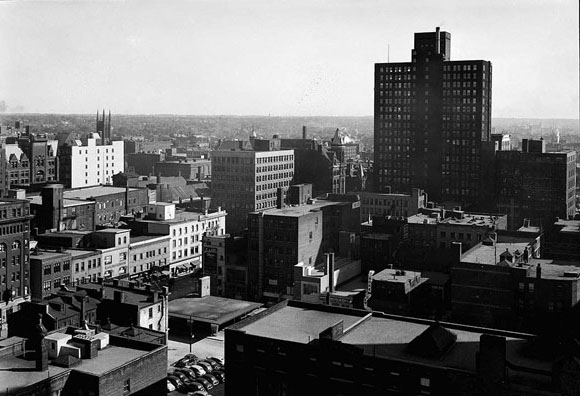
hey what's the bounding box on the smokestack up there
[302,126,307,140]
[435,27,440,54]
[326,252,335,293]
[536,264,542,279]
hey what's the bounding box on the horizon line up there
[1,113,579,121]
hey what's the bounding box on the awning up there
[161,270,171,276]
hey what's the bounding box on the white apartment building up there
[60,133,124,188]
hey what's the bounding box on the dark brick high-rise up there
[374,28,494,209]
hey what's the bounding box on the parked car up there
[176,353,200,368]
[167,379,177,393]
[189,364,207,376]
[200,359,222,371]
[172,371,194,387]
[195,377,213,390]
[212,370,225,383]
[167,375,184,389]
[197,361,213,373]
[184,381,207,393]
[187,391,208,396]
[202,374,219,386]
[206,357,223,366]
[175,368,197,381]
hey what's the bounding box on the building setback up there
[374,28,494,210]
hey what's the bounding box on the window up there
[104,255,112,265]
[528,283,535,293]
[123,379,130,395]
[43,280,51,291]
[518,282,524,291]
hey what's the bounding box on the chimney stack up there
[34,314,48,371]
[536,264,542,279]
[326,252,335,293]
[302,126,307,140]
[435,26,441,54]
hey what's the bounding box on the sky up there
[0,0,578,118]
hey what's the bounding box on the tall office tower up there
[374,28,494,209]
[211,137,294,234]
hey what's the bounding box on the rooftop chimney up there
[536,264,542,279]
[302,126,307,140]
[34,314,48,371]
[435,27,441,54]
[326,252,335,294]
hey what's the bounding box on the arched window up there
[11,241,20,250]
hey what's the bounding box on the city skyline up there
[0,0,578,119]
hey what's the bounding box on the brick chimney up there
[33,314,48,371]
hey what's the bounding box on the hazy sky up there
[0,0,578,118]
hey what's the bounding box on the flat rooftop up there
[237,305,367,344]
[555,219,580,234]
[0,355,70,396]
[169,296,262,326]
[231,301,552,377]
[408,212,500,227]
[63,186,140,200]
[130,234,170,244]
[77,283,158,308]
[255,199,351,218]
[30,250,70,260]
[67,249,100,259]
[461,242,531,266]
[339,316,549,373]
[72,345,148,376]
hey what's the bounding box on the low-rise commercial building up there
[225,300,578,396]
[452,239,580,332]
[128,235,170,278]
[122,202,226,277]
[0,323,167,396]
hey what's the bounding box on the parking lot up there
[167,331,226,396]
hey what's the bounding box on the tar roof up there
[338,316,550,373]
[237,305,367,344]
[255,200,347,218]
[63,186,139,200]
[461,242,531,266]
[71,345,149,376]
[0,355,70,394]
[169,296,262,325]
